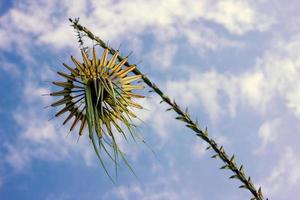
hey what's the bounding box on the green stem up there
[69,18,267,200]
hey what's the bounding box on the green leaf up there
[175,116,188,123]
[220,165,229,170]
[229,175,239,179]
[90,130,115,184]
[211,154,218,158]
[85,84,95,131]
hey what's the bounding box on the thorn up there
[258,187,262,195]
[117,42,123,51]
[230,155,235,163]
[76,135,81,143]
[126,51,133,58]
[66,130,72,138]
[239,165,244,171]
[219,146,224,152]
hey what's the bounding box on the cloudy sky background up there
[1,0,300,199]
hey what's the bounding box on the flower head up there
[50,47,144,176]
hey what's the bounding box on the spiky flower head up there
[49,47,144,176]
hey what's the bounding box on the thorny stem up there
[69,18,267,200]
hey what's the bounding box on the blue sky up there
[1,0,300,200]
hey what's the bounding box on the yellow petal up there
[92,46,99,67]
[50,89,71,96]
[121,75,142,84]
[126,100,143,109]
[100,48,108,67]
[81,50,92,67]
[62,63,80,76]
[57,71,76,82]
[107,51,119,69]
[71,56,86,75]
[115,65,136,78]
[52,81,73,88]
[111,57,127,73]
[51,96,72,107]
[123,84,145,91]
[123,92,144,98]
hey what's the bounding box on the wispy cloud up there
[257,118,282,147]
[0,58,20,77]
[202,1,273,34]
[2,67,96,171]
[166,70,232,121]
[144,43,178,69]
[103,176,203,200]
[0,0,270,55]
[261,147,300,199]
[192,141,207,159]
[166,33,300,122]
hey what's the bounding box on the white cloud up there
[203,0,272,34]
[192,141,207,159]
[103,176,203,200]
[261,147,300,198]
[2,68,96,171]
[258,118,281,145]
[4,143,31,171]
[191,135,229,160]
[0,29,11,49]
[0,59,20,77]
[240,71,265,108]
[165,33,300,122]
[183,24,244,51]
[166,70,231,121]
[38,23,75,50]
[251,36,300,117]
[145,43,178,69]
[133,96,179,145]
[215,135,230,146]
[0,0,271,57]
